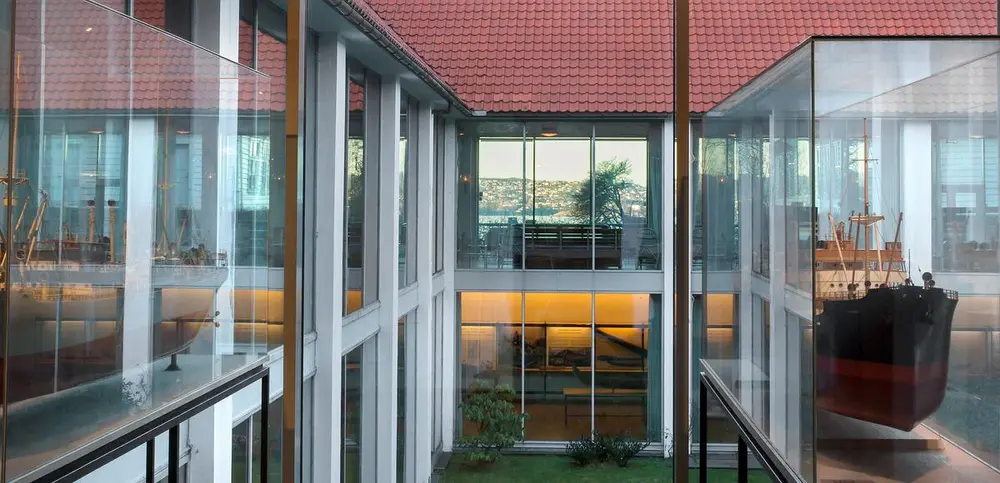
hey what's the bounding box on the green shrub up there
[564,430,650,468]
[455,380,529,465]
[565,435,602,466]
[604,431,650,467]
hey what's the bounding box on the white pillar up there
[441,119,459,453]
[767,113,790,456]
[185,2,240,480]
[902,121,934,275]
[122,117,157,407]
[312,34,348,483]
[662,118,674,456]
[414,105,435,482]
[376,76,402,483]
[738,122,755,410]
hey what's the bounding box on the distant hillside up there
[477,177,647,219]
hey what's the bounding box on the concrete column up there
[376,76,402,483]
[661,118,674,456]
[902,121,934,275]
[122,116,157,407]
[441,120,459,452]
[312,34,348,483]
[414,104,435,481]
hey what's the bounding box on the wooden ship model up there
[813,119,958,432]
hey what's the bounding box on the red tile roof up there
[14,0,281,113]
[692,0,998,112]
[365,0,673,113]
[367,0,998,113]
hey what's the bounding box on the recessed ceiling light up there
[85,27,93,33]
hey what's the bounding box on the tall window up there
[345,64,381,315]
[458,292,662,442]
[456,121,663,271]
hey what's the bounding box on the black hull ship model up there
[813,119,958,432]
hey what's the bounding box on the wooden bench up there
[512,224,622,269]
[562,387,647,426]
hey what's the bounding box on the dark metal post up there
[261,373,270,482]
[284,0,306,482]
[738,436,748,483]
[145,439,155,483]
[168,425,179,483]
[699,379,708,483]
[674,0,691,480]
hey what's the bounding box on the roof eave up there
[325,0,474,116]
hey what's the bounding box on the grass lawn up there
[441,454,773,483]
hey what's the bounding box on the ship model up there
[813,118,958,432]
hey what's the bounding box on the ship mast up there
[863,117,870,286]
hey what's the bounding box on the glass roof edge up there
[707,39,813,116]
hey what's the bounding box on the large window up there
[933,121,999,272]
[399,94,418,288]
[458,292,662,442]
[456,121,663,271]
[345,64,380,315]
[434,118,446,273]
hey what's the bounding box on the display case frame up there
[699,35,1000,483]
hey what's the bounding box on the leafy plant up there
[564,430,650,468]
[604,431,650,467]
[565,434,602,466]
[455,381,529,465]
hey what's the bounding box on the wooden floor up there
[816,411,999,482]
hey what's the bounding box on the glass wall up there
[2,1,274,479]
[456,121,663,271]
[701,38,1000,482]
[458,292,662,442]
[695,121,741,272]
[933,120,1000,272]
[345,64,380,315]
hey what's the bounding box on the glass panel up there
[233,418,251,483]
[399,99,409,287]
[434,118,445,273]
[342,344,363,483]
[4,2,271,478]
[933,121,1000,272]
[345,74,366,315]
[256,1,286,269]
[523,292,592,440]
[457,292,523,436]
[456,122,525,270]
[594,123,661,270]
[697,121,741,272]
[525,122,594,270]
[399,96,417,287]
[593,294,661,440]
[701,41,813,481]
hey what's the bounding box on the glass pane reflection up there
[2,1,272,478]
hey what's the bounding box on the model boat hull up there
[815,284,958,432]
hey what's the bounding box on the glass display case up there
[699,38,1000,482]
[0,0,274,479]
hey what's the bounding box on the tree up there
[570,159,635,225]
